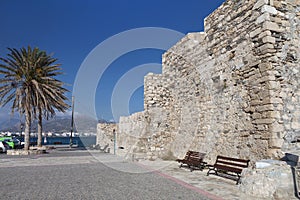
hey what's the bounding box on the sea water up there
[17,136,96,148]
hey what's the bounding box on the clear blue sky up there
[0,0,225,122]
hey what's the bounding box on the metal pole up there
[70,96,74,148]
[113,129,116,155]
[294,166,300,198]
[20,122,24,148]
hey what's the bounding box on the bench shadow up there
[281,153,300,199]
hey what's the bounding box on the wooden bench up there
[176,151,207,171]
[207,155,250,184]
[176,150,192,163]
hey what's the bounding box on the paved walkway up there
[0,149,289,199]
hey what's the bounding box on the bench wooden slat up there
[214,164,243,174]
[217,155,249,164]
[216,160,249,168]
[207,155,250,184]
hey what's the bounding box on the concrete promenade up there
[0,149,291,200]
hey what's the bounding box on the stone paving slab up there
[153,161,258,200]
[0,149,297,200]
[141,160,300,200]
[0,150,211,200]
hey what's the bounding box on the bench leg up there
[199,163,206,170]
[236,175,241,185]
[207,168,218,176]
[207,168,212,176]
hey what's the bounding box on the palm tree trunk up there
[37,110,42,147]
[24,108,31,151]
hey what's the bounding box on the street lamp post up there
[113,129,116,155]
[70,96,74,148]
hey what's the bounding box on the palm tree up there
[30,50,69,147]
[0,47,32,150]
[0,46,69,150]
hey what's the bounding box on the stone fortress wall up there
[99,0,300,164]
[96,0,300,197]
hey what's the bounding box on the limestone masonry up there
[107,0,300,162]
[97,0,300,197]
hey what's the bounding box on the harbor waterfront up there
[17,136,96,148]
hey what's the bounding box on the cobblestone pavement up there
[0,149,293,200]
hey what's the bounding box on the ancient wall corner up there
[96,122,118,150]
[247,0,300,158]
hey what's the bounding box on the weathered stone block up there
[252,112,262,119]
[292,120,300,129]
[258,30,272,39]
[253,0,269,10]
[269,138,284,148]
[258,43,274,52]
[261,5,278,15]
[262,97,283,104]
[262,21,282,32]
[266,81,280,89]
[254,118,276,124]
[266,111,281,118]
[256,104,275,112]
[258,63,273,72]
[256,13,271,24]
[262,36,276,43]
[241,160,293,198]
[270,122,284,133]
[249,28,262,38]
[257,75,275,83]
[250,100,261,106]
